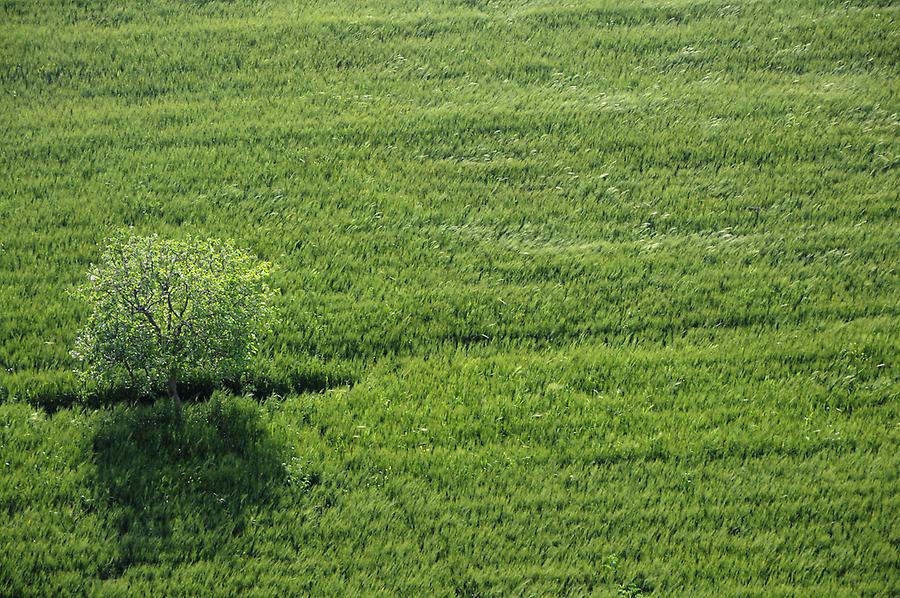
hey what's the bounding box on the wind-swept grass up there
[0,0,898,594]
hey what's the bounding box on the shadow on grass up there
[23,359,356,413]
[91,394,290,575]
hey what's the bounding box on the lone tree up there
[72,232,276,410]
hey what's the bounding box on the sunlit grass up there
[1,0,897,594]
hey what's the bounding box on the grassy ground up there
[1,0,898,594]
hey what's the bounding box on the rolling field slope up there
[1,0,898,594]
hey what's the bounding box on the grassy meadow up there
[1,0,898,594]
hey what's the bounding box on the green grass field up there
[1,0,898,594]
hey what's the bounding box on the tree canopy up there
[72,232,276,405]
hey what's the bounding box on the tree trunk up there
[167,374,182,415]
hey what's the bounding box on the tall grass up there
[1,0,897,594]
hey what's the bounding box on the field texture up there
[1,0,898,594]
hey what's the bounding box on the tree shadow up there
[90,394,291,576]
